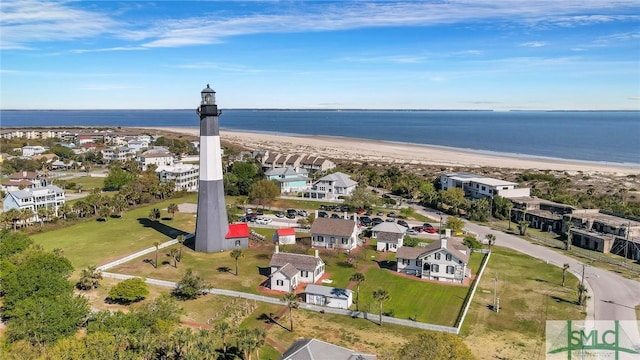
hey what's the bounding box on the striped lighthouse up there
[194,84,230,252]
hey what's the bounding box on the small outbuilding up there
[304,284,352,309]
[273,227,296,245]
[225,223,250,249]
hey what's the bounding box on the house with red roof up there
[225,223,250,250]
[273,227,296,245]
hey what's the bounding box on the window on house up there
[446,266,455,274]
[434,253,441,260]
[481,186,486,191]
[431,264,439,272]
[301,270,309,277]
[341,238,348,244]
[446,254,452,261]
[276,279,284,286]
[317,236,324,242]
[235,240,241,247]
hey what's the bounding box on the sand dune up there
[139,126,640,175]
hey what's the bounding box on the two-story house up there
[269,247,325,292]
[310,217,359,251]
[303,172,357,200]
[440,172,530,199]
[396,238,470,283]
[371,222,407,252]
[101,146,136,162]
[156,163,199,192]
[21,145,46,157]
[264,167,310,193]
[139,149,174,170]
[3,185,66,223]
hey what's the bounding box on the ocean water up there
[1,109,638,165]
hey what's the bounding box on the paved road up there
[413,206,640,320]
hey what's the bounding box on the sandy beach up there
[141,126,640,176]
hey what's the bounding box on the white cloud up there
[520,41,548,47]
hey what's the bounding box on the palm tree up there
[149,208,161,222]
[167,203,179,219]
[578,284,588,305]
[485,234,496,252]
[349,272,366,311]
[215,321,232,355]
[111,195,127,218]
[98,205,111,221]
[4,208,22,230]
[253,328,266,360]
[169,248,179,268]
[230,249,243,276]
[153,241,160,268]
[372,288,390,326]
[282,292,299,332]
[562,263,570,287]
[237,329,258,360]
[77,265,103,290]
[20,208,33,228]
[176,234,186,262]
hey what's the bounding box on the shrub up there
[107,278,149,304]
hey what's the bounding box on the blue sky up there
[1,1,639,110]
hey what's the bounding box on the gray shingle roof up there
[397,238,470,264]
[273,263,299,279]
[281,338,376,360]
[270,252,324,272]
[310,217,357,237]
[371,222,407,234]
[316,172,357,188]
[376,232,403,244]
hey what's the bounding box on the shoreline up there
[139,126,640,175]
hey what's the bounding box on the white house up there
[270,263,300,292]
[156,163,199,192]
[3,185,66,223]
[303,172,357,200]
[127,140,149,153]
[304,284,353,309]
[273,227,296,245]
[396,238,470,284]
[269,247,325,292]
[101,147,136,162]
[139,149,174,170]
[440,172,530,199]
[371,222,407,252]
[22,145,46,157]
[310,217,359,251]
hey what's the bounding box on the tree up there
[169,248,179,268]
[343,186,378,210]
[77,265,103,290]
[518,218,529,236]
[0,231,33,260]
[153,241,160,268]
[230,248,243,276]
[281,292,299,332]
[578,284,589,305]
[107,277,149,304]
[2,208,23,231]
[215,321,232,355]
[349,272,366,311]
[176,234,186,262]
[397,331,476,360]
[237,328,258,360]
[562,263,570,287]
[167,203,179,219]
[111,195,127,218]
[149,208,161,222]
[103,166,136,191]
[248,179,280,208]
[463,236,481,252]
[445,216,465,234]
[172,269,209,300]
[372,288,390,326]
[564,220,573,250]
[485,234,496,252]
[98,205,111,221]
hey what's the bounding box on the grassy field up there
[461,247,584,360]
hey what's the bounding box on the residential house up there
[310,217,359,251]
[1,171,47,191]
[139,149,174,170]
[264,167,309,193]
[77,134,95,145]
[273,227,297,245]
[396,238,470,283]
[440,172,530,199]
[300,156,336,173]
[284,155,303,168]
[371,222,407,252]
[225,223,250,250]
[303,172,357,200]
[127,140,149,153]
[22,145,46,157]
[101,147,136,162]
[269,246,325,291]
[281,339,376,360]
[304,284,353,309]
[3,185,66,223]
[156,163,199,192]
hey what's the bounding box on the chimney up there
[343,211,347,219]
[315,210,318,218]
[441,237,447,249]
[275,245,279,254]
[315,249,319,258]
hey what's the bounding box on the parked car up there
[318,211,328,218]
[360,216,372,226]
[423,223,434,229]
[376,211,384,216]
[331,213,342,219]
[275,211,285,218]
[406,229,419,235]
[388,212,396,218]
[297,210,308,217]
[245,213,258,222]
[424,227,438,234]
[356,208,365,215]
[287,208,297,216]
[385,218,395,222]
[365,210,373,216]
[397,220,409,227]
[256,217,272,225]
[411,226,424,232]
[245,208,253,215]
[372,217,384,225]
[256,209,264,216]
